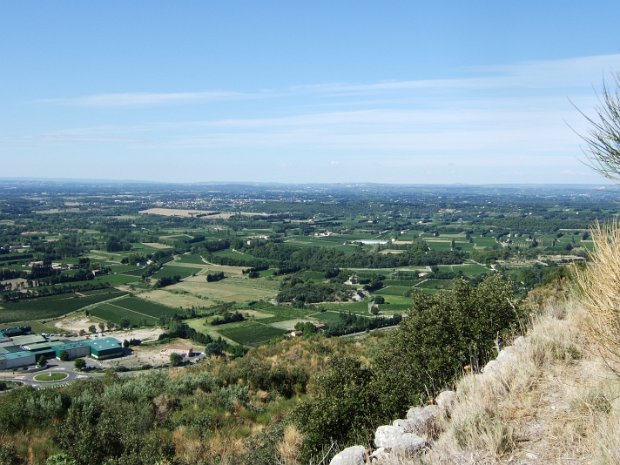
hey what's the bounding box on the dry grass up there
[376,294,620,465]
[575,220,620,374]
[277,424,303,465]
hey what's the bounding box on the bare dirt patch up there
[52,316,100,334]
[106,327,164,343]
[102,338,193,368]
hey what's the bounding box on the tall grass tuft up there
[576,220,620,374]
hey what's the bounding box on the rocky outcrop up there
[329,446,367,465]
[328,390,456,465]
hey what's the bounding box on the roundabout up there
[33,372,69,383]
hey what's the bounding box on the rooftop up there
[88,337,122,352]
[23,341,65,351]
[56,340,91,351]
[11,335,46,346]
[0,351,35,360]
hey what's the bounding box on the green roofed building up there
[0,351,36,370]
[55,341,90,360]
[88,337,123,360]
[23,341,65,352]
[24,341,65,359]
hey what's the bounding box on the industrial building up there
[0,351,36,370]
[23,341,65,360]
[54,341,91,360]
[10,335,46,346]
[88,337,123,360]
[0,333,124,369]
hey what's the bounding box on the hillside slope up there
[377,296,620,465]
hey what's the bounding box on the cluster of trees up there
[1,282,109,303]
[154,274,181,288]
[276,277,351,306]
[324,313,402,337]
[210,311,245,326]
[230,241,465,272]
[206,271,225,282]
[296,275,522,460]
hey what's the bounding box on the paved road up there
[0,360,104,389]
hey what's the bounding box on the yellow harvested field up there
[240,309,273,319]
[139,208,268,219]
[142,242,172,249]
[139,208,216,217]
[380,249,405,255]
[169,278,278,303]
[138,289,211,309]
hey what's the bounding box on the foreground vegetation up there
[0,274,527,465]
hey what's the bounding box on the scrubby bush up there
[373,275,520,418]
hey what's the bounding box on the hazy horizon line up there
[0,176,614,188]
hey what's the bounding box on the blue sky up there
[2,1,620,184]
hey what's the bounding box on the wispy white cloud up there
[13,53,619,183]
[35,54,620,109]
[36,90,267,107]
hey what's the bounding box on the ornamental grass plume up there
[576,220,620,374]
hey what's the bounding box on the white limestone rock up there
[329,445,367,465]
[435,390,457,413]
[405,405,440,436]
[374,425,427,453]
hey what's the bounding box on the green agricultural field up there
[415,278,454,290]
[473,237,497,248]
[218,322,287,345]
[437,263,490,277]
[119,268,147,277]
[320,301,370,316]
[90,297,177,326]
[425,240,453,251]
[0,289,127,323]
[90,303,158,326]
[87,250,129,262]
[175,254,206,264]
[284,237,359,254]
[251,305,314,324]
[211,249,261,265]
[0,320,58,334]
[378,303,411,313]
[93,274,143,286]
[375,285,411,296]
[152,265,198,280]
